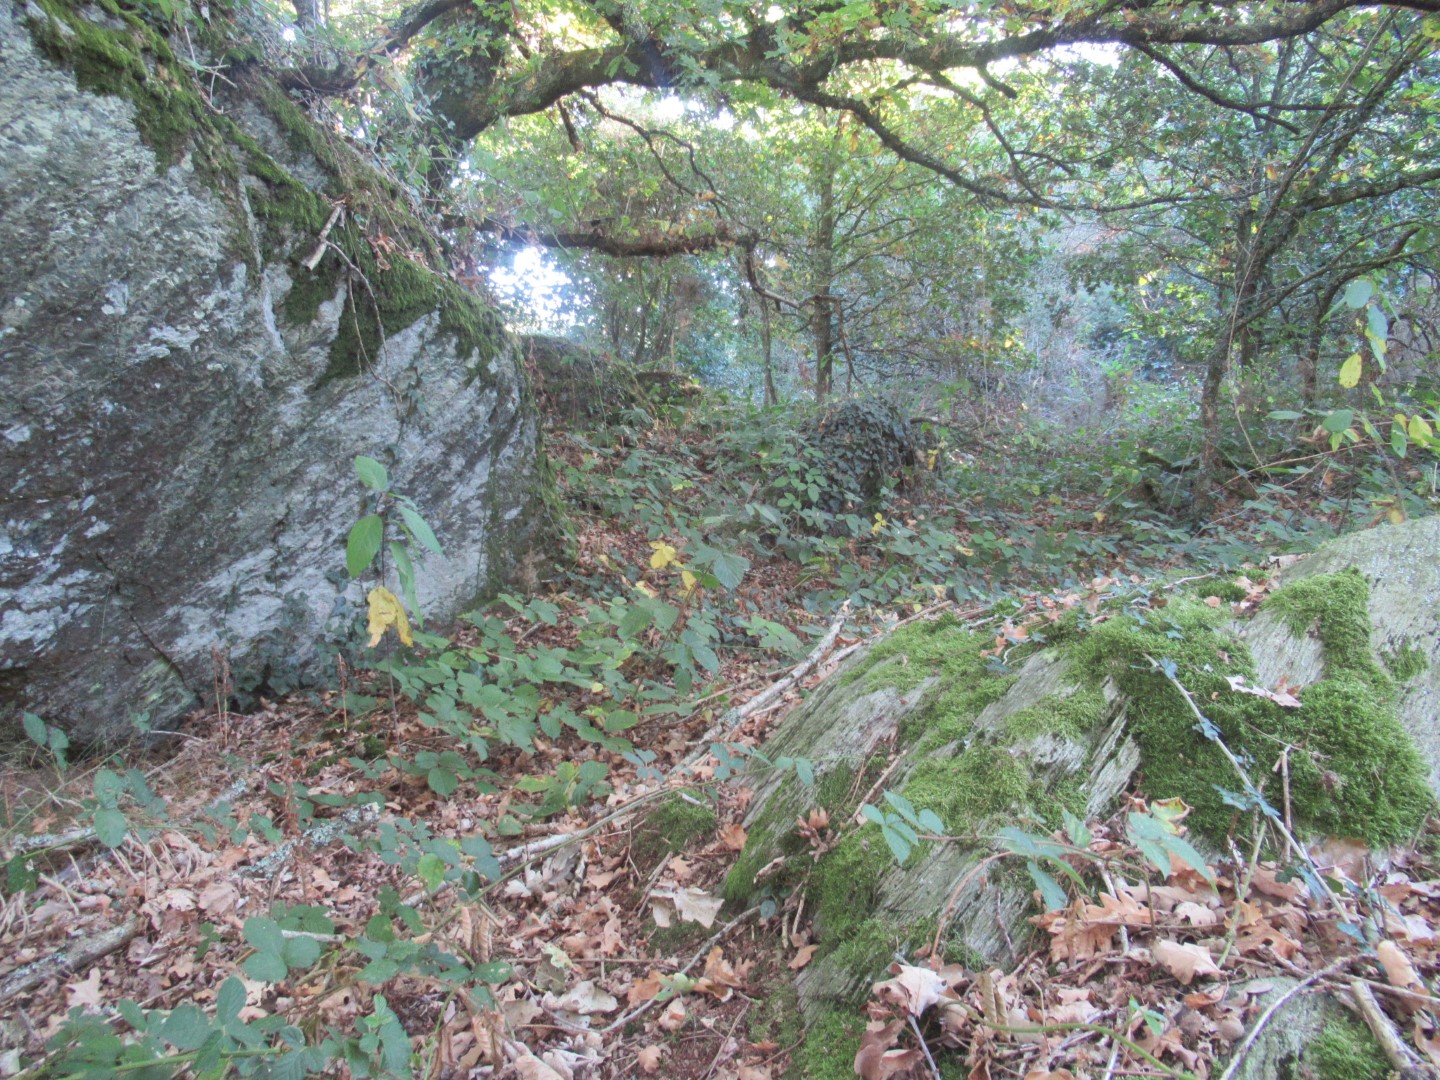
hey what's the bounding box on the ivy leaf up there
[346,515,384,577]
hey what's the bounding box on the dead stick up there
[0,917,139,1003]
[1348,977,1434,1079]
[301,204,345,270]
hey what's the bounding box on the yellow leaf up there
[681,570,699,596]
[871,513,887,534]
[1265,163,1279,181]
[1389,505,1407,525]
[649,541,680,570]
[957,546,974,557]
[1338,353,1363,389]
[1409,415,1434,445]
[366,586,413,647]
[1093,511,1106,524]
[634,581,657,598]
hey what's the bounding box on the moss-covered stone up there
[1005,687,1107,741]
[1383,641,1430,683]
[1072,586,1432,847]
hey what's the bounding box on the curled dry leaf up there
[658,998,687,1032]
[873,962,949,1017]
[635,1045,663,1073]
[719,822,748,850]
[854,1019,918,1080]
[1153,940,1221,985]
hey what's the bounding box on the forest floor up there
[3,391,1439,1079]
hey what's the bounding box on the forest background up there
[7,0,1440,1075]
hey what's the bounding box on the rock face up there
[0,1,544,740]
[726,516,1437,1024]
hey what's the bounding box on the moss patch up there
[904,744,1034,835]
[631,793,716,873]
[1382,640,1429,683]
[1197,578,1247,603]
[1304,1015,1388,1080]
[25,0,234,178]
[1072,586,1431,847]
[787,1009,864,1080]
[1005,687,1107,741]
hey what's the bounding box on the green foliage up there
[1306,1016,1389,1080]
[22,712,69,773]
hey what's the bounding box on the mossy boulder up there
[0,0,546,740]
[727,517,1439,1023]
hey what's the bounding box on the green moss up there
[1265,569,1386,686]
[1196,579,1247,603]
[787,1009,864,1080]
[26,0,224,173]
[905,745,1033,835]
[827,917,901,979]
[1304,1016,1388,1080]
[631,793,716,871]
[1383,640,1429,683]
[810,830,892,941]
[749,977,804,1051]
[1072,591,1432,847]
[1005,687,1107,741]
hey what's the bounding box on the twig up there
[676,602,850,774]
[587,907,760,1035]
[1217,957,1356,1080]
[5,826,98,855]
[301,203,345,270]
[0,917,140,1003]
[908,1013,943,1079]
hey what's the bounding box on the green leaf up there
[398,505,443,555]
[1027,861,1069,911]
[391,542,420,621]
[428,766,459,797]
[4,854,39,896]
[159,1004,212,1051]
[860,803,885,826]
[244,951,289,983]
[22,711,47,747]
[93,806,128,848]
[1157,832,1215,883]
[216,977,246,1025]
[1343,279,1373,308]
[417,853,446,892]
[1134,836,1172,878]
[1266,410,1304,421]
[1321,409,1353,435]
[880,823,912,863]
[707,550,749,590]
[281,935,322,969]
[354,456,390,492]
[245,917,286,955]
[93,767,126,805]
[1338,353,1362,389]
[347,515,384,577]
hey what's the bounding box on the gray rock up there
[0,2,544,740]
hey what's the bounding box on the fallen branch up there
[677,601,850,775]
[6,825,98,856]
[1347,977,1434,1079]
[0,917,140,1004]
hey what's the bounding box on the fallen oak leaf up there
[1153,940,1221,985]
[789,944,818,971]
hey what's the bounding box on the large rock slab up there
[0,1,544,739]
[726,516,1438,1022]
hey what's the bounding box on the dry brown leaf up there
[789,944,818,970]
[626,970,664,1005]
[1378,939,1426,993]
[65,967,104,1011]
[719,823,748,850]
[635,1045,663,1073]
[1153,940,1221,985]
